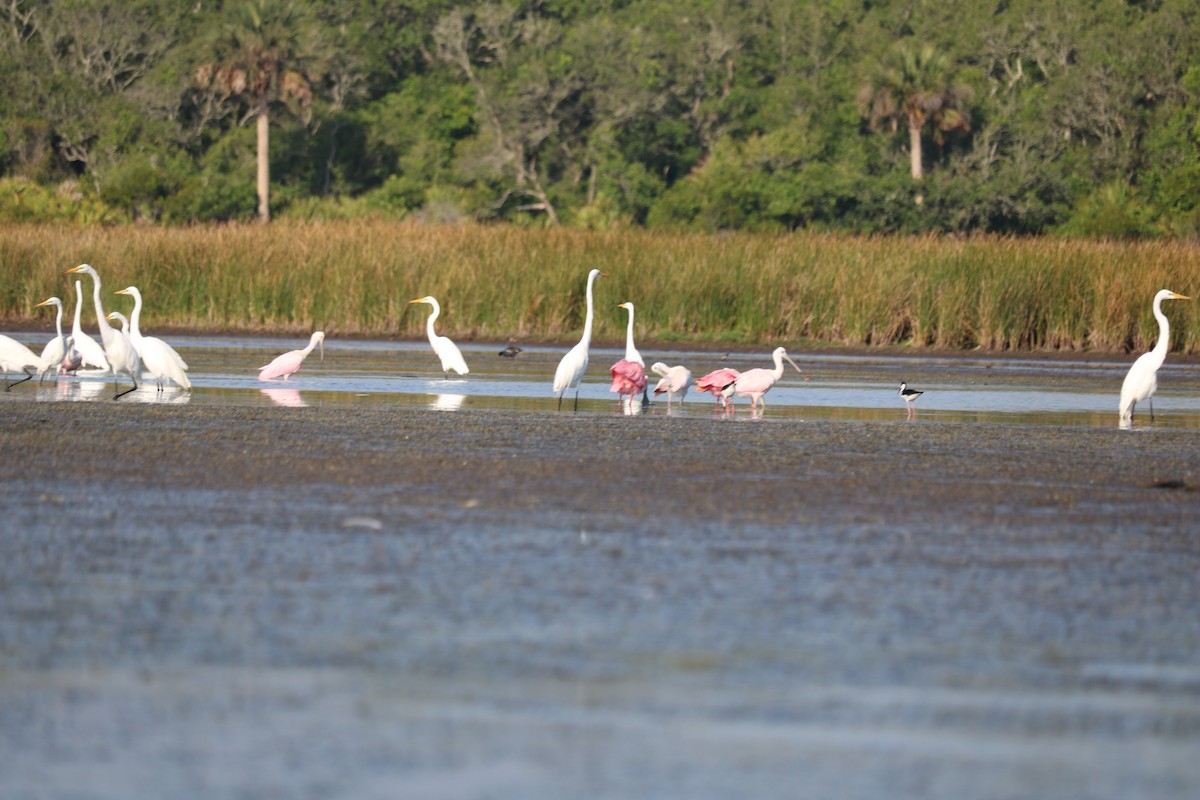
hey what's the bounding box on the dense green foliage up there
[2,1,1200,236]
[3,223,1198,354]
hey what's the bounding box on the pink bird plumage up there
[733,347,803,414]
[696,367,740,411]
[258,331,325,381]
[610,359,647,413]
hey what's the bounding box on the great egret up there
[99,311,142,398]
[734,347,803,414]
[899,381,924,418]
[552,268,607,411]
[258,331,325,381]
[69,280,110,372]
[610,301,648,413]
[651,362,692,410]
[408,296,468,377]
[114,286,191,390]
[68,264,139,397]
[1119,289,1191,428]
[695,367,740,412]
[34,297,67,379]
[0,334,39,389]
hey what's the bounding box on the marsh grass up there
[2,222,1198,353]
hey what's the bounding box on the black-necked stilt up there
[899,381,923,417]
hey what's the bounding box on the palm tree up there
[857,42,973,181]
[194,0,317,222]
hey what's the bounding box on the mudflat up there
[2,398,1199,799]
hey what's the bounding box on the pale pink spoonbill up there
[1119,289,1191,428]
[553,269,607,411]
[651,362,692,410]
[734,347,803,414]
[408,296,468,377]
[258,331,325,381]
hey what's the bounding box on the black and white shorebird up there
[898,381,923,417]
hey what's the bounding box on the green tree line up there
[2,0,1199,237]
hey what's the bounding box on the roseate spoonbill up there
[651,362,692,409]
[1119,290,1191,428]
[552,268,607,411]
[34,297,67,380]
[610,301,648,413]
[258,331,325,381]
[114,286,191,390]
[61,337,82,375]
[899,381,923,418]
[0,334,39,389]
[408,296,468,377]
[696,367,740,411]
[69,280,109,372]
[734,347,803,414]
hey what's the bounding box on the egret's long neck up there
[72,284,83,334]
[581,274,597,346]
[1152,296,1171,357]
[128,292,143,340]
[89,274,113,338]
[54,306,64,339]
[425,303,441,343]
[624,309,637,360]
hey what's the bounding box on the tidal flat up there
[1,399,1198,799]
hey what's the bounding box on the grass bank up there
[2,222,1197,354]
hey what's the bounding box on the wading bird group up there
[1,264,1192,428]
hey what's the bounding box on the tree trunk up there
[256,102,270,223]
[908,118,923,181]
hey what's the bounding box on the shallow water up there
[3,334,1200,800]
[9,332,1200,427]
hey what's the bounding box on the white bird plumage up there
[1,334,40,389]
[69,264,140,397]
[408,296,468,377]
[114,285,191,390]
[1119,289,1191,428]
[34,297,67,379]
[553,268,607,411]
[69,280,110,371]
[651,362,692,409]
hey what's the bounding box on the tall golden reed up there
[1,221,1197,353]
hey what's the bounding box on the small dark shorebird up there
[899,381,923,417]
[498,344,523,358]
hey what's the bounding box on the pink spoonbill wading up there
[733,347,803,415]
[695,367,740,413]
[610,301,648,414]
[258,331,325,381]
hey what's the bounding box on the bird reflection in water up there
[261,388,307,408]
[431,393,466,411]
